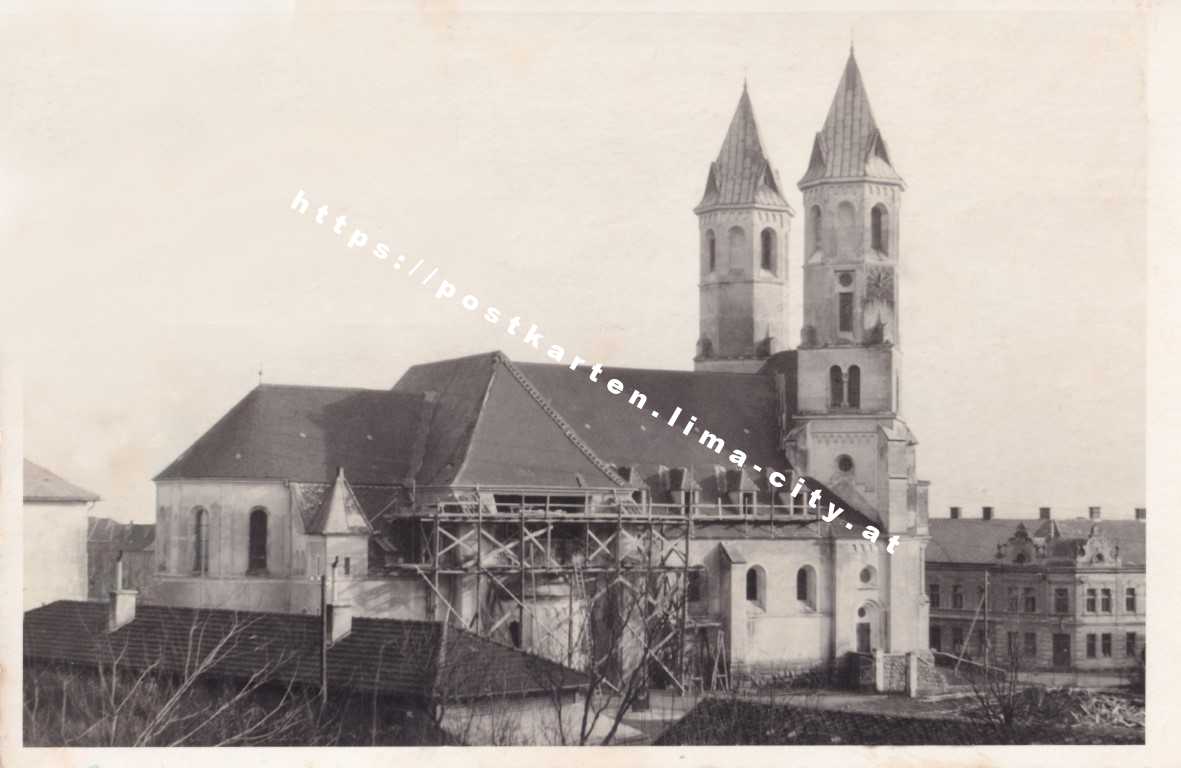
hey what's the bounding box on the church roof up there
[154,385,425,485]
[696,84,792,212]
[798,50,903,189]
[23,459,99,503]
[157,350,884,530]
[393,352,627,488]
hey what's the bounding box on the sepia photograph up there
[0,0,1174,764]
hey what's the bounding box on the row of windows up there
[929,583,1139,615]
[1086,632,1139,659]
[806,203,891,254]
[929,628,1140,660]
[741,565,823,608]
[190,506,268,575]
[704,227,780,274]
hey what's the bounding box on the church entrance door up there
[856,622,871,653]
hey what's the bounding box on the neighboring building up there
[88,517,157,600]
[23,459,99,610]
[926,508,1146,673]
[149,51,931,685]
[23,596,590,745]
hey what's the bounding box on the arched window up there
[509,620,522,648]
[727,226,745,272]
[829,365,844,408]
[836,201,857,258]
[760,228,776,273]
[746,568,759,601]
[847,365,861,408]
[192,507,209,575]
[871,204,888,253]
[796,565,816,608]
[248,507,268,574]
[746,565,767,607]
[809,206,822,254]
[706,229,716,272]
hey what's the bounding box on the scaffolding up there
[380,484,823,693]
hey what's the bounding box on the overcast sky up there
[2,5,1145,523]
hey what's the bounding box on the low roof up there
[24,460,99,503]
[24,601,585,702]
[87,517,155,551]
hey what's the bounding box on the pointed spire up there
[697,84,792,212]
[799,50,904,189]
[313,467,372,535]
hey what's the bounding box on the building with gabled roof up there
[23,460,99,610]
[926,508,1145,674]
[146,50,932,691]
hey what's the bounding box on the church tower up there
[789,49,930,654]
[694,84,794,373]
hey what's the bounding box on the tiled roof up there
[926,519,1038,564]
[1044,519,1145,566]
[24,601,585,702]
[798,50,903,189]
[392,352,625,488]
[23,460,99,503]
[155,385,426,485]
[697,85,791,211]
[515,360,784,499]
[927,518,1146,567]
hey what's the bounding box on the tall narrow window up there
[847,365,861,408]
[1086,634,1097,658]
[192,507,209,575]
[928,583,940,608]
[1008,586,1019,612]
[727,226,745,272]
[1023,587,1037,613]
[1126,632,1137,656]
[796,566,817,606]
[706,230,716,272]
[1101,633,1112,657]
[809,206,822,254]
[838,292,854,334]
[952,584,964,609]
[1054,587,1069,613]
[1126,587,1137,612]
[1100,588,1112,613]
[760,228,776,273]
[248,507,268,574]
[829,366,844,408]
[871,204,888,253]
[1086,588,1097,613]
[745,567,760,602]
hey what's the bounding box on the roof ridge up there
[444,354,501,485]
[494,353,627,487]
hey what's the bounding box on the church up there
[150,50,931,689]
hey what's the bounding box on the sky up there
[1,5,1146,523]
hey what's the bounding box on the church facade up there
[150,51,931,685]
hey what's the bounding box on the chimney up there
[1039,507,1051,520]
[327,561,352,645]
[949,506,961,519]
[108,552,138,632]
[1135,507,1146,521]
[982,506,993,521]
[1088,506,1101,521]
